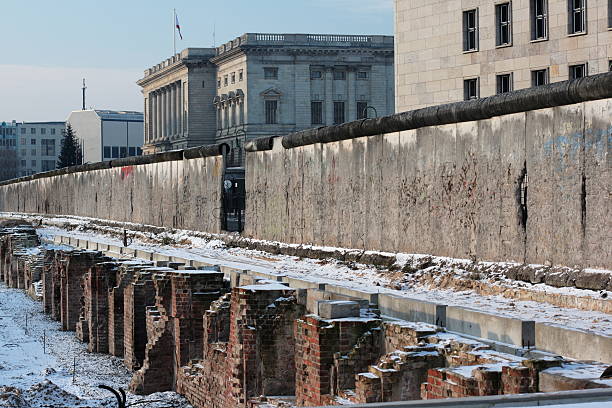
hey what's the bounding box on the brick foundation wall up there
[124,276,156,370]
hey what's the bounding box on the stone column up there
[177,81,182,136]
[149,93,155,142]
[347,68,356,121]
[170,84,176,138]
[324,67,334,125]
[156,90,162,140]
[162,87,168,140]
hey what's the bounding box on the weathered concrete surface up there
[0,155,224,233]
[245,98,612,270]
[535,322,612,364]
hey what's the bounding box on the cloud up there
[0,65,142,122]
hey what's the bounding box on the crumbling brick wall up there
[124,274,156,370]
[81,261,118,353]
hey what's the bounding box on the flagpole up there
[173,9,176,56]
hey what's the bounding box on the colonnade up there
[147,81,184,143]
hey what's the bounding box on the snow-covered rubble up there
[0,283,193,408]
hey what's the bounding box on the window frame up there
[265,99,278,124]
[496,73,514,94]
[333,101,346,125]
[463,8,479,52]
[310,70,323,80]
[495,2,513,47]
[569,63,587,79]
[463,78,480,101]
[356,101,369,119]
[568,0,587,35]
[531,68,549,86]
[264,67,279,80]
[311,101,324,125]
[333,70,347,80]
[357,71,369,80]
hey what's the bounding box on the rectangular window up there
[231,73,236,84]
[41,139,55,156]
[464,78,479,100]
[463,9,479,51]
[357,102,369,119]
[21,149,26,156]
[40,128,46,135]
[120,146,127,158]
[31,149,36,156]
[217,79,221,88]
[20,128,25,134]
[609,60,612,71]
[41,160,55,172]
[265,100,278,124]
[264,67,278,79]
[20,138,25,145]
[111,146,119,158]
[30,128,36,134]
[357,71,369,80]
[103,146,111,158]
[496,3,512,46]
[496,73,513,94]
[310,70,322,80]
[31,160,36,167]
[333,70,346,80]
[530,0,548,40]
[333,101,345,124]
[311,101,323,125]
[137,147,143,156]
[532,68,549,86]
[569,63,587,79]
[51,128,56,135]
[223,75,228,86]
[568,0,586,34]
[20,160,25,167]
[31,138,36,145]
[239,70,244,81]
[129,147,136,156]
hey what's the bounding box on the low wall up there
[245,74,612,270]
[0,146,225,234]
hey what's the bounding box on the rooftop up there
[69,110,143,122]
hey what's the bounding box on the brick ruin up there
[0,226,610,408]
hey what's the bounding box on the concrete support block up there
[378,293,446,326]
[535,323,612,364]
[325,284,379,306]
[446,306,535,348]
[284,276,326,290]
[318,300,360,319]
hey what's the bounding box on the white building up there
[67,110,144,163]
[16,121,65,176]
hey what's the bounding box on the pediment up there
[260,87,282,97]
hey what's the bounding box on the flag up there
[175,14,183,40]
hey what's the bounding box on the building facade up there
[67,110,144,163]
[395,0,612,112]
[16,122,65,176]
[0,121,18,181]
[139,34,395,163]
[137,48,218,154]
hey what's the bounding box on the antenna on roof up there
[82,78,87,110]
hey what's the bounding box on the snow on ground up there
[0,283,193,408]
[28,218,612,338]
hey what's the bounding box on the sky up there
[0,0,393,122]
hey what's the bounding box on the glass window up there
[265,100,278,124]
[463,9,479,51]
[333,101,345,124]
[120,146,127,158]
[333,70,346,80]
[239,70,244,81]
[111,146,119,158]
[568,0,586,34]
[20,160,26,167]
[496,3,512,46]
[496,73,513,94]
[41,139,55,156]
[40,128,46,135]
[137,147,143,156]
[531,0,548,40]
[224,75,228,86]
[264,67,278,79]
[532,69,549,86]
[464,78,479,100]
[41,160,55,172]
[31,138,36,145]
[217,79,221,88]
[357,101,369,119]
[311,101,323,125]
[231,73,236,84]
[31,149,36,156]
[30,128,36,134]
[129,147,136,156]
[51,128,56,135]
[31,160,36,167]
[20,128,25,134]
[20,138,25,145]
[357,71,369,80]
[103,146,111,158]
[569,63,587,79]
[310,70,323,80]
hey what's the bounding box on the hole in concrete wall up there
[517,161,528,231]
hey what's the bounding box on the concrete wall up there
[245,97,611,270]
[0,153,224,233]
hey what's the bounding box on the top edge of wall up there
[253,72,612,151]
[0,143,228,187]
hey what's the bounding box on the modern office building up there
[16,121,65,176]
[394,0,612,112]
[67,110,144,163]
[0,121,18,181]
[138,34,395,163]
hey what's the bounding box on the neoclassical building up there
[139,34,395,162]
